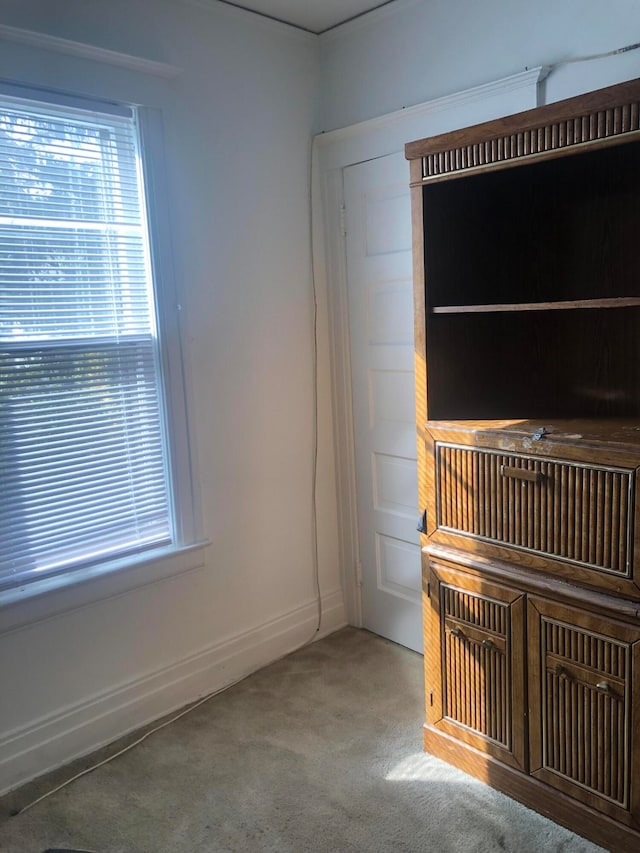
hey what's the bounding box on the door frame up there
[313,68,545,627]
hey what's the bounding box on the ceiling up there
[218,0,397,34]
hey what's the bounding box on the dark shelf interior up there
[425,307,640,420]
[423,139,640,310]
[421,135,640,420]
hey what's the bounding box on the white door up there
[343,152,422,653]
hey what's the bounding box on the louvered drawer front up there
[442,583,510,747]
[541,617,631,809]
[436,443,634,576]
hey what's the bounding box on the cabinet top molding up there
[405,77,640,182]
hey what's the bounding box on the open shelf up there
[418,116,640,420]
[425,307,640,420]
[422,139,640,312]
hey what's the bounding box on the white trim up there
[0,80,132,117]
[316,67,547,157]
[314,161,363,628]
[314,70,543,628]
[0,588,346,795]
[0,543,209,636]
[321,0,423,40]
[0,24,183,78]
[136,107,204,552]
[179,0,318,42]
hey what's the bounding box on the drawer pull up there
[500,465,544,483]
[481,639,495,650]
[596,681,611,694]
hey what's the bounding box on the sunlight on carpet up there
[386,752,485,784]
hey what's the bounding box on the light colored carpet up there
[0,628,605,853]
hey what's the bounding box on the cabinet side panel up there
[411,180,429,530]
[424,561,444,726]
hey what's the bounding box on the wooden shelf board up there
[431,297,640,314]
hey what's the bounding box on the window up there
[0,87,193,592]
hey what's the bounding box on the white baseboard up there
[0,588,346,796]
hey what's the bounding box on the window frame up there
[0,81,204,613]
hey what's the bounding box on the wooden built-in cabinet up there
[406,78,640,852]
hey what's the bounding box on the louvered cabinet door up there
[425,560,526,770]
[528,597,640,825]
[423,427,640,597]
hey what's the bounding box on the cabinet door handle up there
[500,465,544,483]
[449,627,463,639]
[596,681,611,694]
[481,639,495,650]
[555,664,567,678]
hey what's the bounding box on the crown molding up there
[320,0,422,41]
[0,23,183,78]
[315,67,547,145]
[180,0,318,42]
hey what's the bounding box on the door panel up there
[344,153,421,652]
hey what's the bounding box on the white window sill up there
[0,541,210,636]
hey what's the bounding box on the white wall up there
[320,0,640,131]
[0,0,345,794]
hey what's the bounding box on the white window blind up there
[0,92,173,589]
